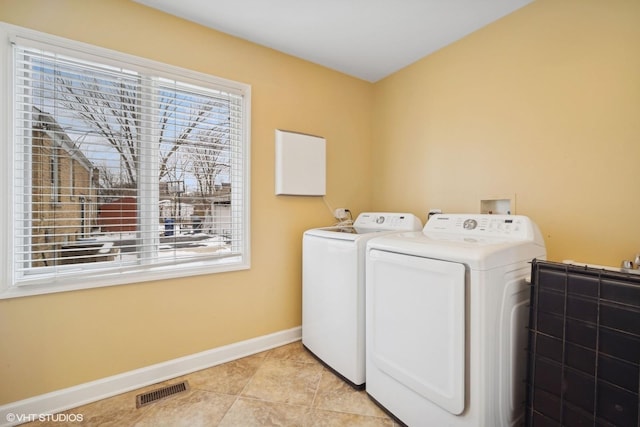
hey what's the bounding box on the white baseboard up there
[0,326,301,427]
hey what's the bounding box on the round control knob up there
[376,216,385,224]
[463,219,477,230]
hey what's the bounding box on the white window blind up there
[4,26,250,292]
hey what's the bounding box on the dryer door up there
[367,249,466,415]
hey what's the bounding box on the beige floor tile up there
[21,391,145,427]
[218,397,310,427]
[304,409,394,427]
[241,358,323,406]
[176,353,265,395]
[134,389,236,426]
[17,341,401,426]
[313,370,388,418]
[266,341,317,364]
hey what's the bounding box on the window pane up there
[11,38,247,287]
[17,49,141,271]
[155,81,235,261]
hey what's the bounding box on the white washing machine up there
[302,212,423,388]
[365,214,546,426]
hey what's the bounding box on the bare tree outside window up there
[52,73,231,192]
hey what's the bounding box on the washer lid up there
[304,226,366,240]
[304,212,423,240]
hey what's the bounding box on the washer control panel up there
[425,214,537,240]
[354,212,423,231]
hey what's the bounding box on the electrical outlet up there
[334,208,348,220]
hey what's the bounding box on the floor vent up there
[135,381,189,408]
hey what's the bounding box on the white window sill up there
[0,257,249,300]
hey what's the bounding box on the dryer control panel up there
[425,214,542,242]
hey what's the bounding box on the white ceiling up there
[134,0,533,82]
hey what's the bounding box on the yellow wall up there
[1,0,639,406]
[0,0,372,403]
[372,0,640,265]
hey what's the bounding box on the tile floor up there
[25,341,401,426]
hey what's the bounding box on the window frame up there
[0,22,251,299]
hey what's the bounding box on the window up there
[0,24,251,297]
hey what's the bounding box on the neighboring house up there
[99,188,231,235]
[158,182,231,235]
[159,199,195,224]
[98,197,137,233]
[30,107,100,267]
[206,183,231,237]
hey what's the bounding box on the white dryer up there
[365,214,546,426]
[302,212,423,388]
